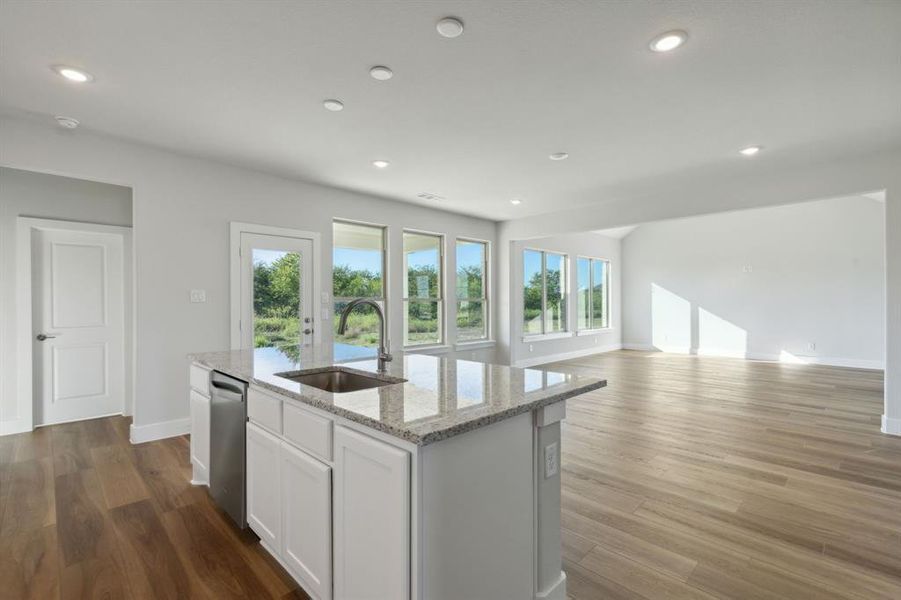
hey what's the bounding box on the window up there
[404,231,443,346]
[455,239,488,341]
[333,221,386,358]
[523,249,567,336]
[577,257,610,330]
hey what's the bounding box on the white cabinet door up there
[247,422,281,549]
[281,442,332,600]
[333,426,410,600]
[189,389,210,485]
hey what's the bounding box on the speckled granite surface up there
[189,346,606,446]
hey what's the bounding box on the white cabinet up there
[189,390,210,484]
[189,363,211,485]
[281,441,332,600]
[247,422,282,549]
[334,425,410,600]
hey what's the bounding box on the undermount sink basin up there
[277,368,405,393]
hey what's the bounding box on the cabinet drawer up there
[248,386,283,434]
[190,364,211,397]
[283,402,332,462]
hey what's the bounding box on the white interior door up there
[33,228,125,426]
[240,232,315,350]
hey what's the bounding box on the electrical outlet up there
[742,265,753,273]
[544,442,559,478]
[189,289,206,303]
[807,342,816,351]
[529,344,534,352]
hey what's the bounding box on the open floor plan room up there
[2,1,900,599]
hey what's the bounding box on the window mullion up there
[541,252,548,335]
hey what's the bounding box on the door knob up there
[303,328,313,335]
[36,333,58,341]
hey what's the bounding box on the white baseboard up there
[0,417,31,437]
[515,343,622,368]
[535,571,567,600]
[130,417,191,444]
[620,344,884,370]
[882,415,901,436]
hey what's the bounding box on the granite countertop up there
[190,345,606,446]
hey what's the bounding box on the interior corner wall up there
[0,116,497,436]
[621,195,885,369]
[0,167,134,431]
[508,232,622,367]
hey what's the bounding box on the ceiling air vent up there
[417,192,446,202]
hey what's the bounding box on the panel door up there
[239,232,315,350]
[281,441,332,600]
[247,422,281,548]
[33,228,125,425]
[333,426,410,600]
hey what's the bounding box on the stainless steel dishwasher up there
[209,370,248,528]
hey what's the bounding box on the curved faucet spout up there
[337,298,392,373]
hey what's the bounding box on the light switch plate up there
[190,289,206,303]
[544,442,559,479]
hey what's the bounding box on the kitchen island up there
[188,345,605,600]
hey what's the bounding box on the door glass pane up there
[577,257,590,330]
[405,300,441,346]
[592,260,608,328]
[253,249,301,349]
[523,250,543,334]
[456,300,486,341]
[545,253,566,332]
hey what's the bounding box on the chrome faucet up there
[337,298,392,373]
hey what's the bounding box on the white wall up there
[0,167,134,431]
[0,115,497,436]
[509,232,621,367]
[621,196,885,368]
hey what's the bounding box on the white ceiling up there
[594,226,639,240]
[2,1,900,222]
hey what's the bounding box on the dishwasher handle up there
[210,379,246,397]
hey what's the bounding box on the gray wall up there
[0,116,497,435]
[621,196,885,368]
[0,167,133,425]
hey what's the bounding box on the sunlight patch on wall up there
[779,350,810,364]
[651,283,691,352]
[698,308,748,358]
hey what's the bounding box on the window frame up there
[454,237,490,342]
[403,229,445,348]
[332,219,389,349]
[522,248,569,337]
[576,255,612,332]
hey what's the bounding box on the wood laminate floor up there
[548,351,901,600]
[1,350,899,599]
[0,414,309,599]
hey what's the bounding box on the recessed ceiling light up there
[649,30,688,53]
[510,198,522,205]
[51,65,93,83]
[549,152,569,161]
[372,160,390,169]
[739,145,762,156]
[369,66,394,81]
[323,99,344,111]
[437,17,464,38]
[55,116,79,129]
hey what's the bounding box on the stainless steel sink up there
[277,368,405,393]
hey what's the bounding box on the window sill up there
[521,332,574,343]
[404,344,451,355]
[454,339,496,351]
[576,327,615,336]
